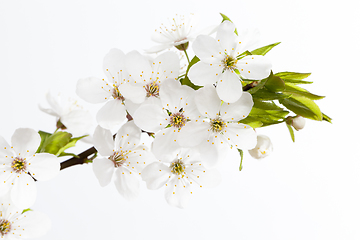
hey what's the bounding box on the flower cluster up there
[0,12,330,237]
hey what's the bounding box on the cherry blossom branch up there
[60,146,97,170]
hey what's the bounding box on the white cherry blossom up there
[178,85,257,167]
[292,115,306,131]
[188,20,272,103]
[92,121,156,200]
[0,129,60,209]
[76,48,129,130]
[248,135,273,159]
[146,13,200,53]
[121,50,180,110]
[133,79,200,160]
[141,148,221,208]
[39,91,93,136]
[0,196,51,239]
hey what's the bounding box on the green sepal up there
[251,42,281,56]
[280,95,323,121]
[275,72,312,84]
[286,123,295,142]
[220,13,238,36]
[22,208,32,214]
[36,131,52,153]
[180,56,202,90]
[237,149,244,171]
[283,82,325,100]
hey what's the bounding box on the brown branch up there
[60,146,97,170]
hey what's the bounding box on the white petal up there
[216,70,243,103]
[159,79,195,113]
[152,128,181,162]
[11,128,40,157]
[96,99,127,130]
[27,153,60,181]
[188,61,222,86]
[216,21,238,54]
[133,104,168,133]
[0,135,12,158]
[192,35,223,62]
[145,44,173,54]
[76,77,112,104]
[220,92,254,121]
[197,136,228,168]
[119,83,146,104]
[141,162,171,190]
[0,169,12,197]
[61,109,93,136]
[44,91,62,116]
[114,167,140,201]
[11,174,37,209]
[125,148,156,173]
[186,165,221,188]
[152,51,180,80]
[125,50,152,83]
[93,125,114,156]
[177,121,209,148]
[248,135,273,159]
[237,55,272,80]
[92,157,115,187]
[164,177,192,208]
[195,85,221,118]
[13,211,51,238]
[115,121,141,150]
[103,48,128,85]
[225,123,257,150]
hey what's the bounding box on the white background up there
[0,0,359,239]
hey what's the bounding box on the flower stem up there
[60,146,97,170]
[183,49,190,64]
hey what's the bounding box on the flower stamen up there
[210,118,226,133]
[109,151,127,168]
[170,112,186,129]
[222,55,238,71]
[11,157,27,173]
[145,81,160,98]
[0,219,11,236]
[112,85,125,101]
[170,159,185,176]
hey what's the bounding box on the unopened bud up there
[292,115,305,131]
[248,135,273,159]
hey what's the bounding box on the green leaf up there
[36,131,52,153]
[239,116,263,128]
[322,113,332,123]
[283,82,325,100]
[237,149,244,171]
[22,208,32,214]
[280,95,323,121]
[40,131,72,155]
[55,135,88,157]
[220,13,238,35]
[265,74,285,92]
[246,78,268,94]
[251,42,281,56]
[286,123,295,142]
[252,88,289,100]
[275,72,313,84]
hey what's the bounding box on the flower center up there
[210,118,226,133]
[112,85,125,101]
[222,55,238,71]
[108,151,126,168]
[170,112,186,129]
[170,159,185,176]
[11,157,27,173]
[0,219,11,236]
[145,82,160,98]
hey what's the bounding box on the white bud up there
[248,135,273,159]
[292,115,306,131]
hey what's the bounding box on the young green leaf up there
[275,72,312,84]
[286,123,295,142]
[251,42,281,56]
[283,82,325,100]
[220,13,238,35]
[280,95,323,121]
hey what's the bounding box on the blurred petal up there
[164,177,192,209]
[225,123,257,150]
[133,104,168,133]
[61,109,93,136]
[237,55,272,80]
[115,121,141,150]
[14,211,51,238]
[152,129,181,162]
[126,50,152,83]
[220,92,253,121]
[152,51,180,80]
[11,174,37,209]
[103,48,128,85]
